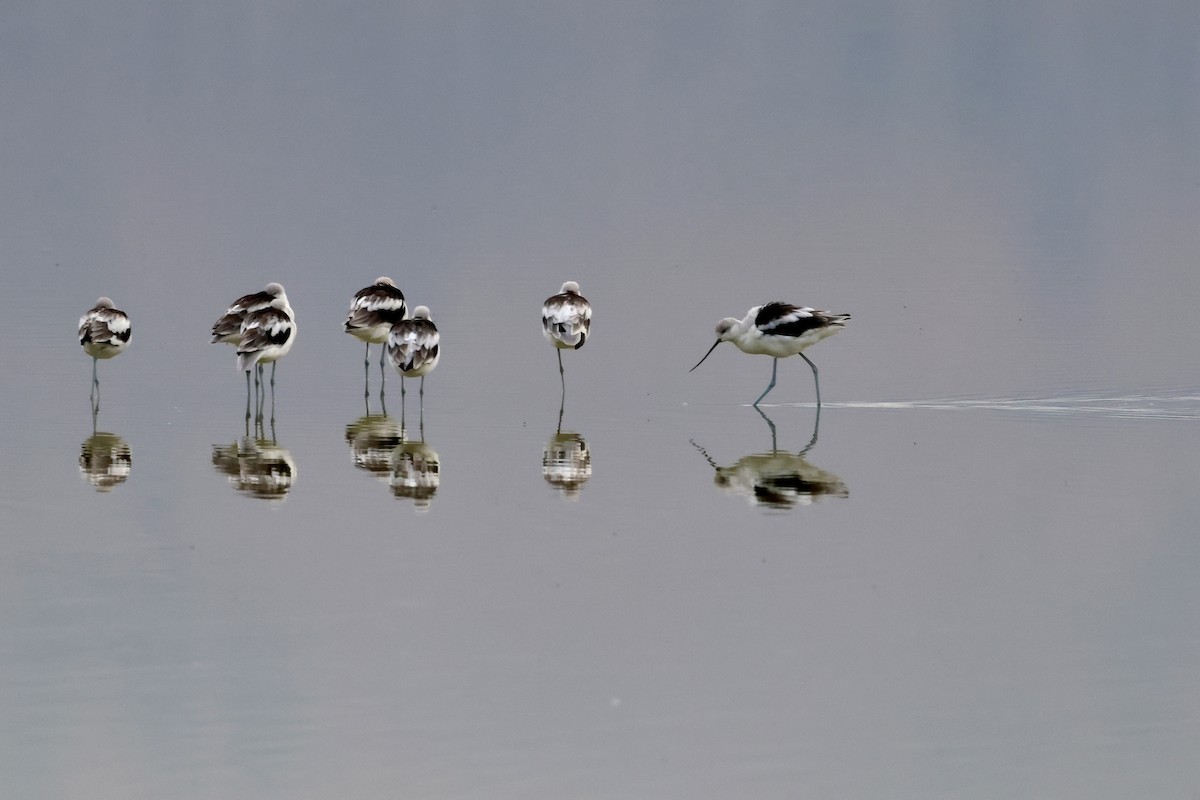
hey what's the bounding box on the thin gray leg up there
[418,381,425,439]
[753,359,779,406]
[364,343,371,398]
[798,352,820,408]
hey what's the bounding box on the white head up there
[714,317,741,341]
[690,317,743,372]
[411,305,432,320]
[95,297,114,309]
[560,281,580,294]
[375,277,394,287]
[265,282,286,297]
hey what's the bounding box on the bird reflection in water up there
[691,407,847,510]
[212,415,296,501]
[80,397,131,492]
[390,440,440,510]
[345,393,404,481]
[387,395,440,510]
[543,388,590,499]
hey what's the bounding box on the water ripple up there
[825,395,1200,421]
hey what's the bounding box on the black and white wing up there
[387,311,440,376]
[345,277,407,333]
[755,302,849,338]
[542,286,592,349]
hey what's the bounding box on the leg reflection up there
[754,405,779,452]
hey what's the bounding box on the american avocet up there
[79,297,131,396]
[387,305,440,400]
[344,277,407,377]
[542,281,591,389]
[212,283,291,345]
[690,302,849,407]
[236,295,296,390]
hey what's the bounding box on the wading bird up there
[344,277,407,382]
[690,302,849,407]
[542,281,591,391]
[387,305,440,402]
[79,297,131,399]
[236,295,297,394]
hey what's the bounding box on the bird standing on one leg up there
[344,277,407,390]
[387,305,440,409]
[542,281,591,392]
[79,297,131,402]
[690,302,849,407]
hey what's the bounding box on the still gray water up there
[2,2,1198,798]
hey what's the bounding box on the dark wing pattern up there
[346,283,406,331]
[79,301,131,349]
[542,293,591,349]
[755,302,847,338]
[238,308,293,353]
[212,289,274,342]
[79,307,131,347]
[388,319,440,373]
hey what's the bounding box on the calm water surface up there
[2,2,1198,798]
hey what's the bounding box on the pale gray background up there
[2,2,1198,798]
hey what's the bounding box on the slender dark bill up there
[689,340,721,372]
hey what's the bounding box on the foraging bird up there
[690,302,849,407]
[542,281,591,389]
[387,306,440,399]
[212,283,292,345]
[79,297,131,395]
[344,277,407,373]
[236,295,296,387]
